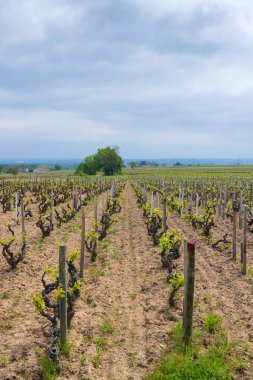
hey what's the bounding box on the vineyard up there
[1,173,253,379]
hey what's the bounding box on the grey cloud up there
[0,0,253,158]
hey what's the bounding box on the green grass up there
[87,267,106,277]
[99,240,110,249]
[242,342,251,353]
[128,352,137,367]
[62,234,70,243]
[80,354,86,367]
[0,321,15,331]
[0,291,11,300]
[0,356,8,368]
[58,340,72,357]
[145,317,242,380]
[109,247,121,260]
[35,236,45,245]
[109,226,120,234]
[202,293,211,303]
[204,314,222,333]
[99,319,115,335]
[129,292,137,301]
[69,223,82,233]
[215,242,230,252]
[9,310,24,319]
[92,348,101,368]
[90,336,108,348]
[41,355,59,380]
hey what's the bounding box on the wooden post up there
[80,207,85,278]
[241,205,247,275]
[163,196,167,233]
[79,186,82,207]
[150,191,154,216]
[224,183,228,210]
[183,240,188,330]
[181,187,185,217]
[20,201,26,236]
[50,190,54,230]
[75,192,78,213]
[196,193,199,216]
[178,183,181,203]
[239,187,243,228]
[94,196,98,232]
[183,241,195,345]
[190,189,193,211]
[218,187,222,218]
[102,192,104,210]
[15,192,18,225]
[59,245,68,344]
[232,205,237,260]
[156,192,160,209]
[72,187,77,212]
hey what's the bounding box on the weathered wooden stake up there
[20,201,26,236]
[156,192,160,209]
[79,186,82,207]
[239,187,243,228]
[59,245,68,345]
[94,196,98,232]
[218,187,222,218]
[15,192,18,225]
[101,192,104,212]
[163,196,167,232]
[232,206,237,260]
[183,241,195,345]
[190,189,193,211]
[150,191,154,216]
[196,193,199,216]
[80,207,85,278]
[241,205,247,275]
[50,190,54,230]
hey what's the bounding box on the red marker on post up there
[187,241,195,253]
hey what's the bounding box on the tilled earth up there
[0,182,253,379]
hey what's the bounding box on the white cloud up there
[0,108,116,141]
[0,0,253,158]
[0,0,82,46]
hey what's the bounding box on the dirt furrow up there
[62,182,172,380]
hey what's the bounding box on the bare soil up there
[58,182,172,380]
[0,184,174,380]
[1,182,253,380]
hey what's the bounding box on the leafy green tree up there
[96,147,123,175]
[76,154,100,175]
[174,161,183,166]
[76,147,123,176]
[54,164,62,171]
[138,160,147,166]
[0,165,3,173]
[128,161,137,169]
[9,166,18,175]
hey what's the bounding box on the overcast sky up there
[1,0,253,159]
